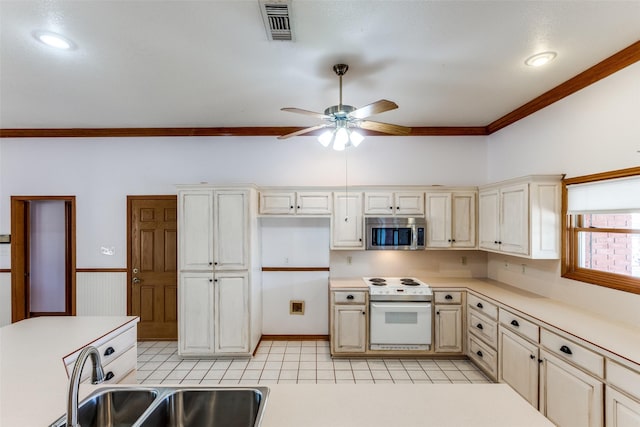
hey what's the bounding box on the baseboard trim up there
[260,334,329,341]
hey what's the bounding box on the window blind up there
[566,175,640,213]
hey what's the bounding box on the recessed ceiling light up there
[32,30,76,50]
[525,51,557,67]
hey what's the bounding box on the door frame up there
[10,196,76,322]
[126,195,177,316]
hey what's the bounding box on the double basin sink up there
[50,386,269,427]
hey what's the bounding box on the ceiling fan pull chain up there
[344,147,349,221]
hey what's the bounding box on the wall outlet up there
[461,256,467,265]
[521,264,526,274]
[347,256,352,265]
[504,261,509,269]
[284,257,289,264]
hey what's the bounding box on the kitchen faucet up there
[67,346,105,427]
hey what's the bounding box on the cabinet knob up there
[214,262,218,265]
[452,239,456,242]
[494,241,498,244]
[297,206,300,209]
[436,311,440,315]
[105,371,115,381]
[477,302,483,309]
[209,262,213,266]
[560,345,572,355]
[346,295,354,300]
[530,354,536,360]
[214,278,218,282]
[445,294,453,300]
[209,278,213,282]
[362,311,366,315]
[447,239,452,243]
[476,351,483,358]
[476,323,484,330]
[511,320,520,327]
[290,205,294,209]
[498,241,502,244]
[389,206,393,210]
[103,347,115,357]
[396,206,400,210]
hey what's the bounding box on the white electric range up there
[363,277,433,351]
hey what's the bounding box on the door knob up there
[132,277,141,284]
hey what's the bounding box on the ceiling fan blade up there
[278,124,329,139]
[281,107,330,120]
[359,120,412,136]
[349,99,398,119]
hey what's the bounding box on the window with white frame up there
[563,168,640,294]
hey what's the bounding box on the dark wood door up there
[129,197,178,340]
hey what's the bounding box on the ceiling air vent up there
[259,0,293,41]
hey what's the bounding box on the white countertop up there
[0,316,139,427]
[331,277,640,366]
[261,383,553,427]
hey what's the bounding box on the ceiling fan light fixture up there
[349,130,364,147]
[318,130,333,147]
[525,51,557,67]
[333,127,349,151]
[33,30,76,50]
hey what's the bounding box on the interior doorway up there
[127,196,178,340]
[11,196,75,322]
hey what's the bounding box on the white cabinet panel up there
[540,350,603,427]
[179,191,214,270]
[451,192,476,248]
[478,189,500,251]
[434,305,463,353]
[215,272,249,353]
[214,190,248,270]
[500,183,529,255]
[499,327,539,408]
[331,192,364,249]
[395,192,425,216]
[606,386,640,427]
[297,192,332,215]
[364,191,424,216]
[333,304,367,353]
[179,272,215,356]
[259,192,295,214]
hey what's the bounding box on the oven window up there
[371,227,412,247]
[385,312,417,324]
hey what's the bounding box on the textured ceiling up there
[1,0,639,129]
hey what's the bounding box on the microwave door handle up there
[411,225,417,249]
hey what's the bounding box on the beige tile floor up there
[137,340,493,385]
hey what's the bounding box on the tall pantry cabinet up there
[177,185,261,357]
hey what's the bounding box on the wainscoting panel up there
[0,272,11,326]
[76,272,127,316]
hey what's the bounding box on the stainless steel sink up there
[50,386,269,427]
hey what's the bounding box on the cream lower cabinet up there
[331,291,367,354]
[433,291,464,353]
[539,349,603,427]
[606,387,640,427]
[179,271,249,356]
[498,327,539,408]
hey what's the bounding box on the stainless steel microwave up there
[365,217,426,250]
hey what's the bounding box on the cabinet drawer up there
[541,329,604,377]
[434,291,463,304]
[468,293,498,320]
[86,346,137,385]
[334,291,366,304]
[65,326,137,377]
[468,335,497,380]
[607,360,640,401]
[468,310,498,348]
[499,308,539,343]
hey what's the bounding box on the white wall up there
[485,61,640,326]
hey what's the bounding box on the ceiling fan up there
[278,64,411,150]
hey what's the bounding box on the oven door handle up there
[370,302,431,310]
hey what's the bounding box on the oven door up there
[369,302,432,346]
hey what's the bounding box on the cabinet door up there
[499,327,539,408]
[606,386,640,427]
[500,183,529,255]
[426,193,452,248]
[333,304,367,353]
[215,272,249,353]
[179,190,214,270]
[540,350,603,427]
[434,305,463,353]
[395,192,425,216]
[364,192,394,215]
[478,189,500,251]
[259,192,295,214]
[331,192,364,249]
[214,190,248,270]
[451,192,476,248]
[179,272,215,356]
[296,192,332,215]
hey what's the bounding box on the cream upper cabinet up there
[478,175,561,259]
[179,189,248,271]
[539,349,604,427]
[331,192,364,249]
[259,191,332,215]
[426,191,476,248]
[364,191,424,216]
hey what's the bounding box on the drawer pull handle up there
[477,302,483,309]
[346,295,354,300]
[560,345,573,355]
[476,323,484,330]
[445,294,453,300]
[103,347,115,357]
[510,320,520,327]
[105,371,115,381]
[476,350,483,358]
[530,354,536,360]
